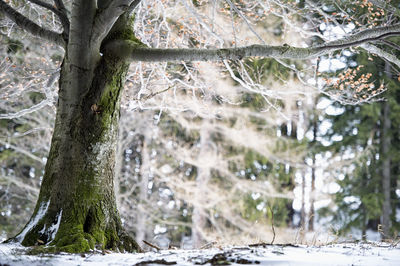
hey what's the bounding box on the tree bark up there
[135,130,152,245]
[104,23,400,63]
[309,156,316,232]
[309,112,317,232]
[2,0,399,254]
[192,121,211,248]
[7,12,141,253]
[300,172,306,230]
[381,62,392,237]
[361,205,367,241]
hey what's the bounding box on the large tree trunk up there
[7,12,141,253]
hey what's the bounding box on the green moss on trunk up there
[7,12,143,254]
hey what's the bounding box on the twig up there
[142,240,161,251]
[248,243,298,248]
[268,205,276,245]
[136,86,172,101]
[200,241,217,249]
[135,259,176,265]
[391,238,400,248]
[380,39,400,51]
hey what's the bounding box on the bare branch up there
[0,99,52,120]
[54,0,70,36]
[0,0,65,46]
[0,139,44,165]
[322,23,400,49]
[27,0,60,14]
[106,23,400,62]
[361,44,400,70]
[380,40,400,51]
[225,0,265,43]
[27,0,69,36]
[53,0,69,32]
[127,0,142,14]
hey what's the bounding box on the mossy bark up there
[7,14,142,254]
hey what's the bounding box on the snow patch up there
[1,242,400,265]
[48,210,63,242]
[39,225,46,235]
[161,164,173,174]
[15,200,50,242]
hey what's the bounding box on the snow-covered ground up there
[1,242,400,265]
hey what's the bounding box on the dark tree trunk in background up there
[309,156,316,231]
[381,62,392,238]
[309,113,317,231]
[135,131,151,245]
[300,172,306,230]
[192,122,211,248]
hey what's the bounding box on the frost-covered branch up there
[225,0,265,43]
[0,139,44,164]
[0,0,65,46]
[361,44,400,69]
[0,99,52,120]
[27,0,69,36]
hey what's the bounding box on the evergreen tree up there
[320,45,400,238]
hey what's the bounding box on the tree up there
[319,47,400,238]
[1,0,400,253]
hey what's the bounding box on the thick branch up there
[321,24,400,49]
[53,0,69,32]
[91,0,140,44]
[107,23,400,62]
[361,44,400,69]
[0,0,65,46]
[55,0,70,37]
[67,0,96,68]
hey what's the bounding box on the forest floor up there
[0,241,400,265]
